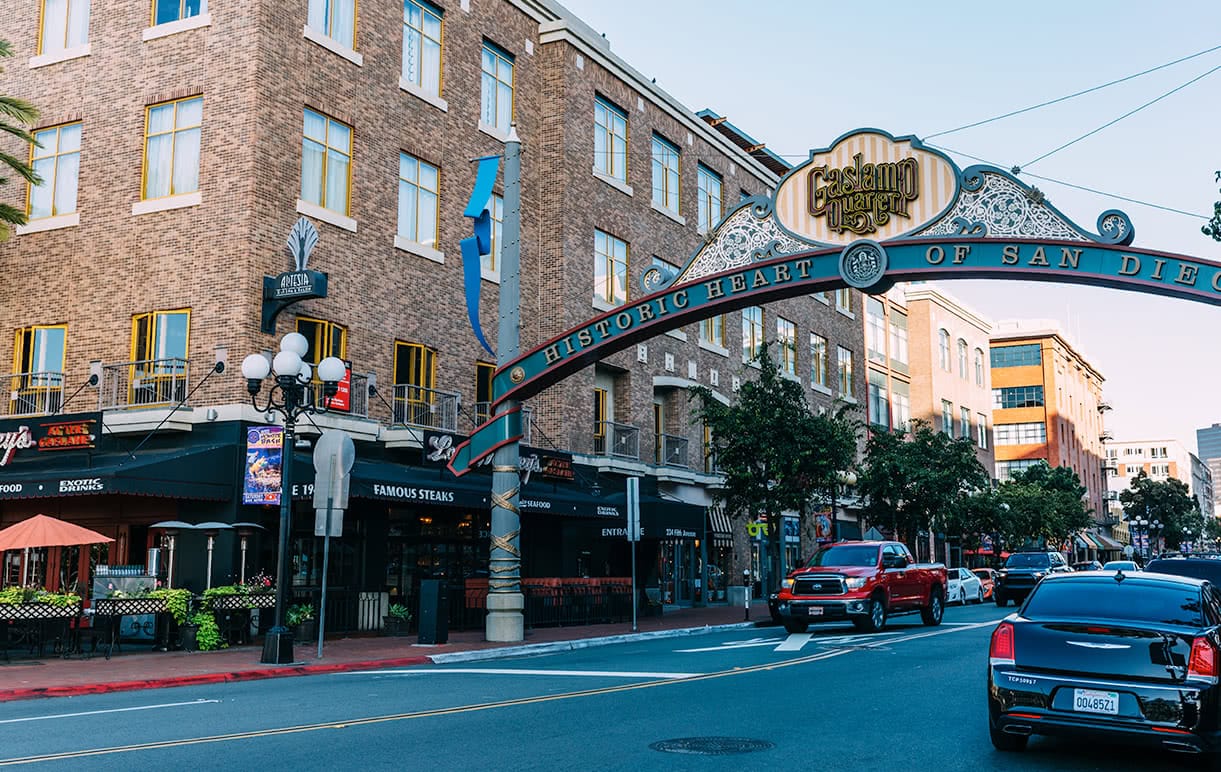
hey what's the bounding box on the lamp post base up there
[485,591,524,642]
[260,627,295,664]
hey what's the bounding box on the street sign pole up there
[627,477,640,633]
[317,455,335,659]
[312,431,354,659]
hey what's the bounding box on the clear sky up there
[559,0,1221,455]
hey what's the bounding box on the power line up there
[1020,65,1221,170]
[924,43,1221,140]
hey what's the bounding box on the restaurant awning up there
[1092,531,1125,551]
[708,504,732,548]
[0,444,236,501]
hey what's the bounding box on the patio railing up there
[304,372,369,418]
[391,385,459,432]
[593,421,639,460]
[99,358,189,409]
[2,371,64,417]
[657,433,689,468]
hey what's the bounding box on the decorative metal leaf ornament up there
[286,217,320,271]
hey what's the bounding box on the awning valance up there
[708,504,732,547]
[0,444,236,501]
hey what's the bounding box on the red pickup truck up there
[775,540,947,634]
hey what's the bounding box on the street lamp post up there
[1136,517,1149,560]
[241,332,346,665]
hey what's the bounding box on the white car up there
[945,566,984,604]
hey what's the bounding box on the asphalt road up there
[0,601,1207,771]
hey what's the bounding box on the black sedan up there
[988,571,1221,766]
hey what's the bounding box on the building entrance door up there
[659,539,699,606]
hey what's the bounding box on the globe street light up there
[241,332,346,664]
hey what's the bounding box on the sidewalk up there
[0,603,771,703]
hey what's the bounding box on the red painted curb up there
[0,655,434,703]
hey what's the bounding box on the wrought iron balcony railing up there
[391,385,459,432]
[303,372,369,418]
[3,371,65,416]
[593,421,639,460]
[657,433,689,468]
[100,358,189,409]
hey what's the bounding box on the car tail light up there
[1188,638,1218,682]
[990,622,1015,666]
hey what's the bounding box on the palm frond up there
[0,118,35,144]
[0,94,39,124]
[0,150,39,184]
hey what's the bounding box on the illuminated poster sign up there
[242,425,284,505]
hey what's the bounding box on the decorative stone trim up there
[143,13,212,42]
[132,191,202,216]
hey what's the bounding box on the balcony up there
[2,372,65,417]
[391,384,459,432]
[474,401,532,446]
[303,372,370,418]
[593,421,639,460]
[1100,430,1113,442]
[656,433,690,468]
[99,358,188,409]
[1097,401,1112,412]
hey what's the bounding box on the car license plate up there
[1073,688,1119,715]
[805,606,823,616]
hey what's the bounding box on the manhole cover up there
[649,737,775,756]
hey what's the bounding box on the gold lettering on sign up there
[773,264,791,283]
[1059,248,1082,269]
[705,279,725,300]
[953,245,971,264]
[1002,245,1020,264]
[1027,247,1049,267]
[807,153,920,235]
[926,246,945,264]
[544,345,561,365]
[562,337,575,355]
[577,328,593,347]
[1212,271,1221,292]
[1175,264,1199,286]
[594,319,612,337]
[1118,255,1141,275]
[730,274,747,293]
[614,312,633,330]
[673,290,689,308]
[751,270,770,289]
[1151,259,1166,281]
[637,303,655,323]
[795,260,812,278]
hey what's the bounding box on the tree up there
[0,40,41,241]
[690,342,856,589]
[856,419,991,547]
[1119,470,1202,550]
[990,464,1093,552]
[1204,171,1221,243]
[791,402,860,560]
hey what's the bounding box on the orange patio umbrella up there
[0,514,114,586]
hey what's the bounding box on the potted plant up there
[383,603,412,636]
[190,611,225,651]
[287,602,316,643]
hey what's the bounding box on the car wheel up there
[859,596,887,633]
[989,720,1028,752]
[921,589,944,626]
[976,587,984,604]
[783,619,808,634]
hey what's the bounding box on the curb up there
[0,655,432,703]
[430,621,763,664]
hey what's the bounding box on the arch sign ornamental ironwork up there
[446,128,1209,475]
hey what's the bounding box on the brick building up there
[0,0,864,622]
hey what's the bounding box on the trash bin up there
[417,579,449,644]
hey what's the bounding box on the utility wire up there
[1020,65,1221,170]
[927,142,1209,220]
[924,44,1221,140]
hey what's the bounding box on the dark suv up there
[1145,555,1221,584]
[994,551,1071,606]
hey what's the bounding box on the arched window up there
[974,348,984,386]
[938,329,950,371]
[957,339,968,378]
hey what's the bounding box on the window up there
[142,96,201,200]
[593,229,629,306]
[697,164,722,233]
[308,0,356,49]
[703,422,715,473]
[154,0,206,25]
[993,386,1045,409]
[836,346,854,397]
[892,380,910,431]
[39,0,90,54]
[593,387,608,437]
[132,309,188,363]
[28,123,80,220]
[397,152,439,249]
[835,288,851,313]
[957,339,968,378]
[475,361,495,422]
[742,306,763,364]
[974,348,984,386]
[594,96,627,183]
[889,310,908,369]
[393,341,435,389]
[480,42,514,132]
[12,324,67,408]
[701,315,725,349]
[938,329,950,371]
[776,317,797,375]
[651,134,679,213]
[990,343,1042,368]
[301,108,352,215]
[941,400,953,435]
[995,422,1047,445]
[295,317,347,366]
[402,0,442,96]
[810,333,827,388]
[484,193,503,276]
[996,459,1045,482]
[961,407,971,440]
[866,297,886,364]
[868,370,889,429]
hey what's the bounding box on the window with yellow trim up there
[776,316,797,376]
[483,193,503,276]
[153,0,205,25]
[475,361,495,423]
[700,315,725,348]
[397,152,439,249]
[142,97,201,200]
[11,324,66,412]
[594,229,629,306]
[593,388,607,436]
[308,0,356,49]
[651,134,679,213]
[403,0,443,95]
[28,123,80,220]
[301,108,352,215]
[38,0,90,55]
[393,341,437,425]
[295,317,347,368]
[480,42,513,132]
[130,310,189,404]
[594,96,627,183]
[741,306,763,364]
[697,164,722,233]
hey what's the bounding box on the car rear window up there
[1023,579,1203,627]
[1147,560,1221,584]
[1006,553,1050,568]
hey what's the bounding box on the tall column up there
[486,125,524,642]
